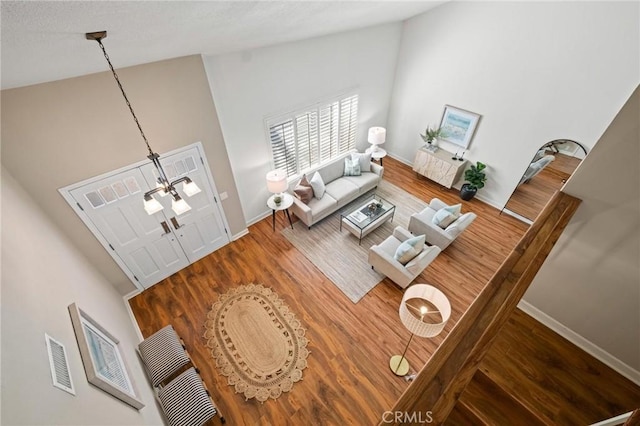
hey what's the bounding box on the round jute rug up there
[203,283,309,402]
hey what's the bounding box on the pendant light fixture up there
[86,31,201,215]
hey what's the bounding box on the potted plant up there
[420,126,443,151]
[460,161,487,201]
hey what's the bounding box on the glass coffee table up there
[340,194,395,245]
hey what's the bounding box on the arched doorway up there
[502,139,587,223]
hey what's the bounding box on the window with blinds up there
[268,94,359,176]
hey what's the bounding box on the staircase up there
[443,309,640,425]
[446,370,547,425]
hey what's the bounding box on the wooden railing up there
[380,191,581,425]
[624,409,640,426]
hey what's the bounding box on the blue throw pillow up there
[394,234,426,264]
[344,157,361,176]
[432,204,461,229]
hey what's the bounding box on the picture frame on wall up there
[68,303,144,410]
[439,105,481,150]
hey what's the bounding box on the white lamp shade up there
[182,180,201,197]
[368,127,386,145]
[171,197,192,215]
[143,197,163,215]
[399,284,451,338]
[266,169,288,194]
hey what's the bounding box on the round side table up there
[267,193,294,231]
[365,147,388,166]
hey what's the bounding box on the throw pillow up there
[394,234,426,265]
[445,212,474,233]
[432,204,462,229]
[351,152,372,172]
[293,174,313,204]
[309,171,326,199]
[343,157,361,176]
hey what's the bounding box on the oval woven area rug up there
[203,283,309,402]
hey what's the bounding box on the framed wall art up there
[439,105,481,150]
[68,303,144,409]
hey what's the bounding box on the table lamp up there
[266,169,288,205]
[368,127,386,153]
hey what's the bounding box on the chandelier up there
[86,31,200,215]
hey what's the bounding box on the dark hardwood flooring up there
[129,156,639,425]
[449,309,640,425]
[504,153,581,221]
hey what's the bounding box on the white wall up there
[387,1,639,208]
[1,168,163,425]
[524,86,640,374]
[204,23,402,223]
[1,55,245,295]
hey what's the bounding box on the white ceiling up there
[1,1,443,90]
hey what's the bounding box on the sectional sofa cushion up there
[305,193,338,218]
[342,172,381,191]
[325,179,360,202]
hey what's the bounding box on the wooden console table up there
[412,147,467,189]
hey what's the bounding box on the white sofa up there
[289,153,384,228]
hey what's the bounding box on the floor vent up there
[45,334,75,395]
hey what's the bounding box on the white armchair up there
[368,226,441,289]
[408,198,477,250]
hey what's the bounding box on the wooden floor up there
[504,153,581,221]
[129,156,639,425]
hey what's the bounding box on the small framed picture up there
[439,105,481,150]
[68,303,144,410]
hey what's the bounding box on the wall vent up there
[45,333,75,395]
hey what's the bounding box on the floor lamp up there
[390,284,451,376]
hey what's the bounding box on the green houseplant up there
[460,161,487,201]
[420,126,443,145]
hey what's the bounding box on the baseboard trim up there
[501,208,534,225]
[231,228,250,240]
[590,411,633,426]
[385,151,504,211]
[123,290,144,342]
[386,152,413,167]
[518,300,640,386]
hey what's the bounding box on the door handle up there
[170,217,183,230]
[160,221,171,236]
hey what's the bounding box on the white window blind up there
[268,94,358,176]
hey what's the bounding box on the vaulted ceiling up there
[1,1,443,90]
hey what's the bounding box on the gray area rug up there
[281,180,428,303]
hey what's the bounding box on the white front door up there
[63,142,231,290]
[69,168,190,289]
[139,146,229,264]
